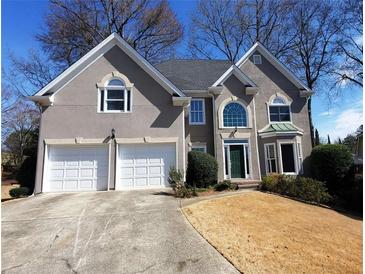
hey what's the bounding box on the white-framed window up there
[264,143,277,174]
[253,54,262,64]
[223,102,247,128]
[297,142,303,174]
[269,95,291,122]
[191,144,207,153]
[99,79,132,113]
[189,99,205,125]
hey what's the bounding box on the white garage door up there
[44,145,109,192]
[117,143,176,190]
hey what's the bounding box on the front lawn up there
[183,192,362,273]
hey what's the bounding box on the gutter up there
[28,95,54,106]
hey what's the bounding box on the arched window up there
[100,78,131,112]
[269,95,290,122]
[223,102,247,127]
[272,96,286,105]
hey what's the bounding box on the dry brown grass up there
[183,192,362,274]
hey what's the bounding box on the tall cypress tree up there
[327,134,331,144]
[314,129,320,146]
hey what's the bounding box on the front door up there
[230,145,245,178]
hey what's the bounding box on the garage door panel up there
[80,168,93,178]
[45,145,109,192]
[50,169,64,179]
[121,178,134,187]
[79,180,93,189]
[65,169,79,177]
[149,177,163,185]
[135,178,148,186]
[64,180,78,189]
[149,166,162,175]
[117,143,176,190]
[50,180,63,190]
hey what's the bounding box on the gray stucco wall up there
[185,97,215,156]
[239,51,312,176]
[213,75,261,181]
[34,46,184,193]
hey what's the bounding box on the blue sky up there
[2,0,363,140]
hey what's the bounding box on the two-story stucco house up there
[30,33,312,193]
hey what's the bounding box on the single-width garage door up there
[117,143,176,190]
[44,145,109,192]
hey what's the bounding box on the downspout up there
[253,97,262,180]
[182,106,186,180]
[210,93,217,158]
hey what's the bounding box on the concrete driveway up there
[2,190,239,274]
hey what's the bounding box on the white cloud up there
[318,110,335,116]
[322,107,363,139]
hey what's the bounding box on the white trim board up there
[32,33,185,98]
[212,65,257,88]
[235,42,313,95]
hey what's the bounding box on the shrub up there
[16,156,37,192]
[9,187,30,198]
[342,174,363,212]
[214,181,231,191]
[186,151,218,188]
[229,182,239,190]
[310,144,353,194]
[260,174,331,204]
[168,167,194,198]
[295,177,332,204]
[260,173,284,191]
[168,167,183,189]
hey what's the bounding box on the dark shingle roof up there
[155,59,232,90]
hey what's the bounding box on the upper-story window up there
[269,95,290,122]
[253,54,262,64]
[189,99,205,125]
[100,79,131,113]
[223,102,247,128]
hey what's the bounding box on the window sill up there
[219,127,252,130]
[189,122,206,125]
[97,111,132,114]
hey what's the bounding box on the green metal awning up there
[258,123,303,137]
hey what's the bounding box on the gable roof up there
[212,65,257,87]
[155,59,232,90]
[33,33,185,97]
[236,42,312,94]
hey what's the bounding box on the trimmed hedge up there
[260,174,331,204]
[9,187,30,198]
[186,151,218,188]
[214,180,238,191]
[310,144,353,194]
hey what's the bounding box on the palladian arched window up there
[223,102,247,127]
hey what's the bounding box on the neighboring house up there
[30,33,312,193]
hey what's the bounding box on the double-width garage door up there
[44,145,109,192]
[117,143,176,190]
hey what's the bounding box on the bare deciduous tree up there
[188,0,249,61]
[2,101,40,168]
[37,0,183,66]
[286,0,341,146]
[188,0,297,61]
[8,50,57,96]
[333,0,363,87]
